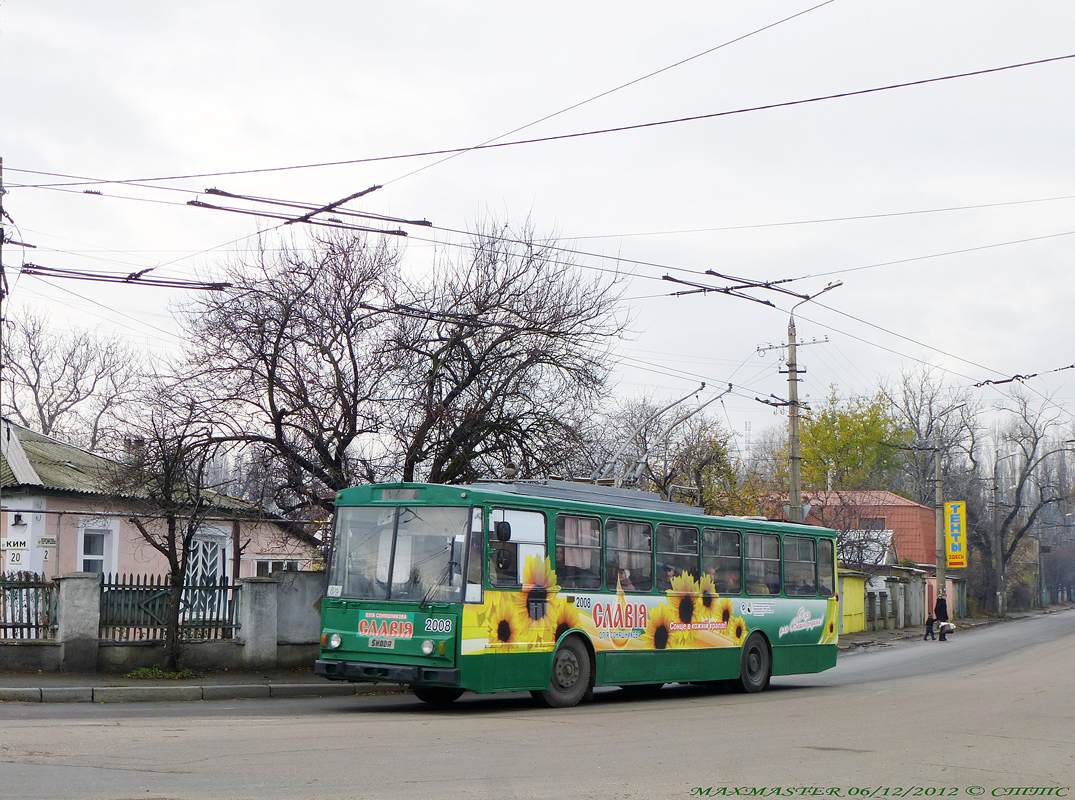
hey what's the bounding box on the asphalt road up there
[2,609,1072,800]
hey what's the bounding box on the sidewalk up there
[836,602,1075,652]
[0,666,406,704]
[3,604,1071,704]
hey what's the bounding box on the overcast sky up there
[4,1,1075,455]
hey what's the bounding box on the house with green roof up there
[1,419,317,582]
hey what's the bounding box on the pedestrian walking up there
[934,591,950,641]
[924,612,936,640]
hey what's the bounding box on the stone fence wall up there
[0,570,327,673]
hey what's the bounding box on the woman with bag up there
[934,591,950,641]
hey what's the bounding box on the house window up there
[256,560,301,576]
[82,530,107,573]
[860,517,886,530]
[78,518,117,576]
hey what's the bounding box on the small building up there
[1,419,317,581]
[767,489,963,622]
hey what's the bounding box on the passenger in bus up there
[616,568,635,591]
[723,570,741,594]
[657,563,675,591]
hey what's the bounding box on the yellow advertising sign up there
[945,501,967,568]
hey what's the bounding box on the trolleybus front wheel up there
[534,636,592,708]
[737,633,771,693]
[412,686,465,706]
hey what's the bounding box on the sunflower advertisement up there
[460,555,839,656]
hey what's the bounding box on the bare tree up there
[106,392,222,670]
[971,392,1072,611]
[587,397,769,514]
[1,307,144,451]
[179,224,625,513]
[388,221,626,483]
[179,233,400,516]
[881,364,979,507]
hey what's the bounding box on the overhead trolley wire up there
[11,52,1075,190]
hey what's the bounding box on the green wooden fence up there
[100,573,241,640]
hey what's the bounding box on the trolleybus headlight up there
[328,633,343,649]
[421,639,435,656]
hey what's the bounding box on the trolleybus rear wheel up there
[535,636,592,708]
[412,686,465,706]
[737,633,771,693]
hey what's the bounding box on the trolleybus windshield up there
[330,505,471,603]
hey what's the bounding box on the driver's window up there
[488,508,547,588]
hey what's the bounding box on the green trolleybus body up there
[315,482,839,706]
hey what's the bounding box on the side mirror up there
[495,520,512,542]
[495,549,512,570]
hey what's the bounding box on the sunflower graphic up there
[641,603,677,650]
[697,574,719,618]
[513,555,561,633]
[818,599,840,644]
[549,598,581,643]
[716,597,735,629]
[667,572,701,626]
[726,615,748,647]
[486,593,524,651]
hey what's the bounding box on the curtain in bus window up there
[555,515,602,589]
[605,520,653,592]
[563,516,586,567]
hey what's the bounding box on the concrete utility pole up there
[934,432,946,603]
[992,455,1006,616]
[785,282,841,523]
[931,403,965,608]
[787,314,804,523]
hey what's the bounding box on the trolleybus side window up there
[818,538,836,597]
[783,535,817,596]
[488,508,547,588]
[605,519,653,593]
[702,528,742,594]
[745,532,781,595]
[555,514,602,589]
[656,523,699,590]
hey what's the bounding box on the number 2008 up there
[424,618,452,633]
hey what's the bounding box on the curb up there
[0,682,407,704]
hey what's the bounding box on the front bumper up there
[315,659,461,686]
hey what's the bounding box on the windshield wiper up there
[419,541,458,609]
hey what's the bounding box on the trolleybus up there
[315,480,838,707]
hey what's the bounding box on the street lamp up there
[786,281,842,523]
